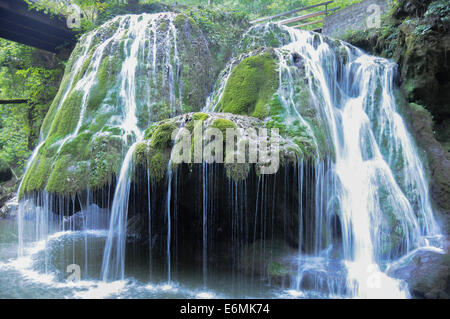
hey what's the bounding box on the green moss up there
[148,122,177,150]
[174,12,214,112]
[218,52,278,119]
[86,57,110,111]
[225,162,250,182]
[192,112,210,121]
[186,113,209,133]
[19,156,52,198]
[60,131,92,160]
[211,118,236,136]
[46,155,89,195]
[48,91,83,139]
[101,125,124,136]
[133,142,149,166]
[210,118,237,158]
[189,119,204,160]
[265,94,317,158]
[159,20,168,32]
[88,134,123,190]
[409,102,428,114]
[148,151,168,182]
[267,262,290,277]
[174,14,193,31]
[141,121,180,182]
[40,70,74,137]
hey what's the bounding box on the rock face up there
[0,178,18,219]
[0,196,18,219]
[17,18,325,200]
[388,247,450,298]
[408,103,450,233]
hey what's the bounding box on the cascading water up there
[273,27,442,297]
[13,12,185,290]
[101,13,181,281]
[206,23,442,298]
[5,13,443,299]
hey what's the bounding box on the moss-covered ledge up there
[133,112,304,183]
[19,129,125,199]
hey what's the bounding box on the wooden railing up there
[250,1,340,31]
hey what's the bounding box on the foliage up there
[0,39,63,176]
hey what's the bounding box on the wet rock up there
[408,103,450,233]
[237,239,295,286]
[0,178,19,219]
[388,247,450,298]
[0,195,18,219]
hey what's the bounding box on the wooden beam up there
[0,99,29,104]
[0,0,76,52]
[279,7,340,25]
[250,1,333,24]
[295,19,324,28]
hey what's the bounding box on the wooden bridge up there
[250,1,340,32]
[0,0,76,53]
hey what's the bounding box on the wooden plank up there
[279,7,339,25]
[0,99,29,104]
[250,1,333,24]
[295,19,324,28]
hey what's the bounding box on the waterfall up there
[16,28,96,257]
[275,27,441,297]
[17,12,182,282]
[101,143,137,280]
[101,13,180,281]
[12,12,443,298]
[204,22,442,297]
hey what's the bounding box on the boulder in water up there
[388,247,450,298]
